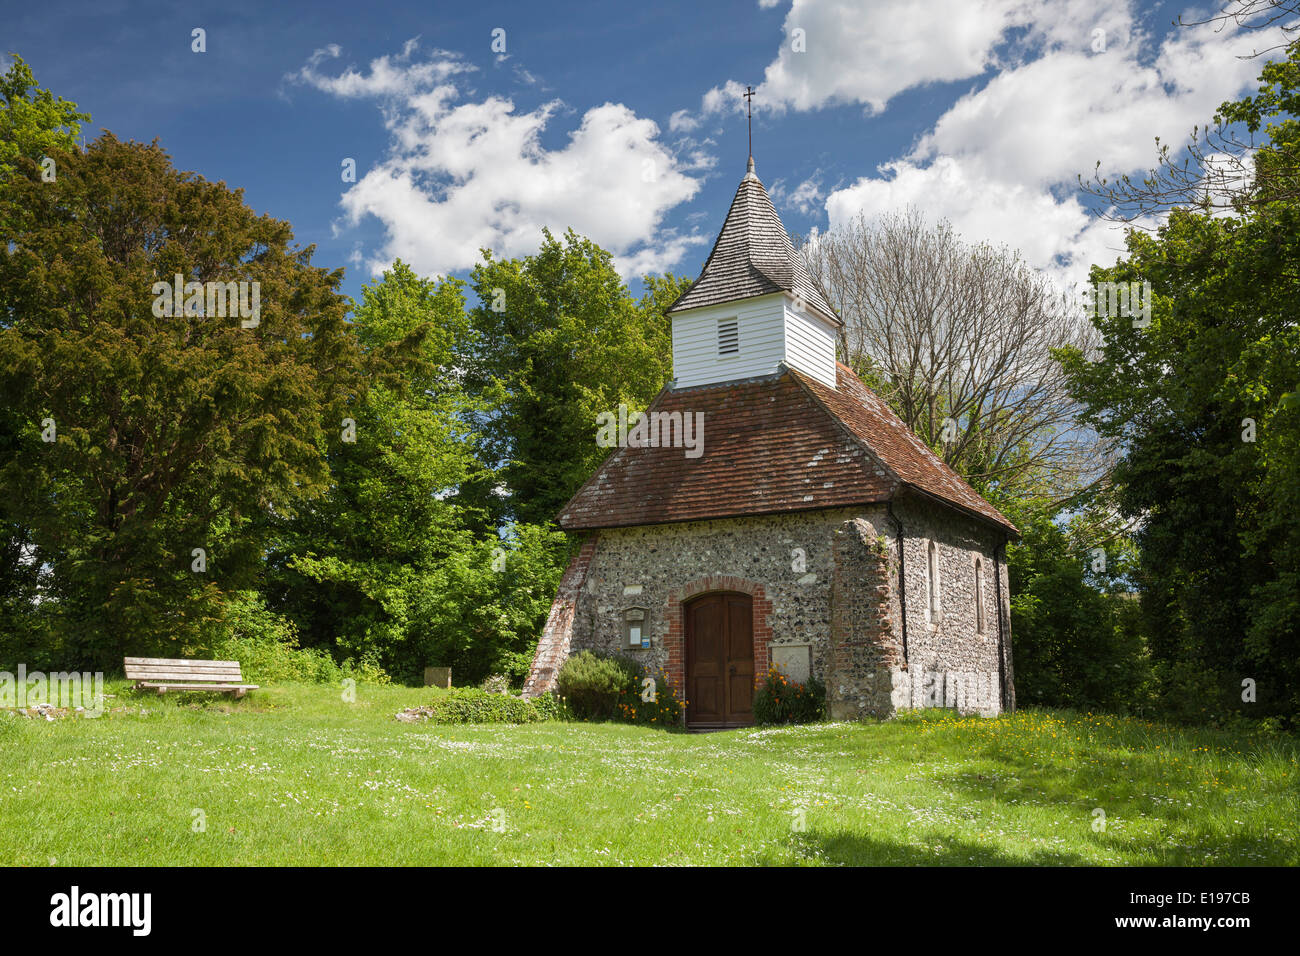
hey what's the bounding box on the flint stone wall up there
[568,507,878,685]
[540,499,1012,720]
[892,496,1011,715]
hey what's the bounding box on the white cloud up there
[669,108,700,132]
[825,156,1132,286]
[771,171,825,215]
[705,0,1031,116]
[289,41,475,99]
[615,232,709,277]
[290,42,704,278]
[689,0,1290,287]
[808,2,1290,287]
[911,16,1267,188]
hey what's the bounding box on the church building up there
[523,156,1019,727]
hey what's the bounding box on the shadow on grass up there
[754,829,1092,866]
[927,734,1299,865]
[116,686,265,713]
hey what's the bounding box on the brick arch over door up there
[663,576,772,719]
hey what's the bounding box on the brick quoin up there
[522,535,600,698]
[662,576,772,717]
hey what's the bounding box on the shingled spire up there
[666,158,838,324]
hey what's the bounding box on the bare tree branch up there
[801,208,1117,512]
[1177,0,1300,58]
[1080,6,1299,222]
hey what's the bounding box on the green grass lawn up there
[2,681,1296,866]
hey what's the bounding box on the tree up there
[460,229,686,527]
[804,208,1110,510]
[0,134,361,667]
[1081,27,1300,221]
[1059,56,1300,721]
[1006,506,1148,713]
[0,54,90,663]
[0,54,88,181]
[266,261,567,684]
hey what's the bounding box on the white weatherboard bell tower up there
[665,156,841,389]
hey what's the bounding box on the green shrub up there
[210,592,390,686]
[531,690,565,722]
[752,666,826,725]
[388,523,570,686]
[556,652,684,727]
[556,650,640,720]
[1145,660,1254,727]
[615,668,684,727]
[215,634,389,686]
[418,687,548,724]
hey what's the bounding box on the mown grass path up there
[2,683,1295,865]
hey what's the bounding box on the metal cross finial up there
[743,85,756,160]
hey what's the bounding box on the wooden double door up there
[685,592,754,728]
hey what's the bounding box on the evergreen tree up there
[0,134,361,667]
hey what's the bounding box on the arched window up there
[927,541,940,621]
[975,558,985,633]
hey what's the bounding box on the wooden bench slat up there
[125,664,243,674]
[136,682,258,691]
[125,660,243,671]
[125,659,243,675]
[127,673,242,680]
[126,666,242,673]
[127,673,243,683]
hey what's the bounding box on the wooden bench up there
[124,657,259,697]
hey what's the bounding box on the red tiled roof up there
[558,371,892,529]
[558,363,1019,537]
[794,364,1019,536]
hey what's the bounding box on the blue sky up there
[6,0,1292,305]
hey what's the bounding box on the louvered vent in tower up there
[717,318,739,355]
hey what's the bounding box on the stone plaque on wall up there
[772,644,811,684]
